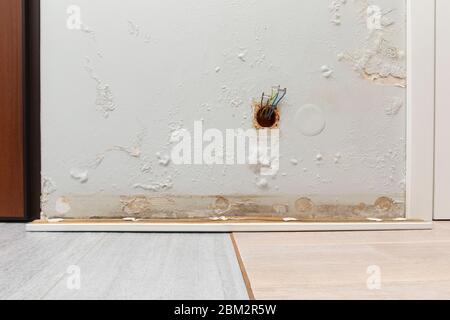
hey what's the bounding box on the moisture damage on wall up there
[41,0,408,222]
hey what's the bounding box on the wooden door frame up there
[0,0,40,221]
[434,0,450,220]
[405,0,436,222]
[21,0,40,221]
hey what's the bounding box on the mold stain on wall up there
[41,0,407,221]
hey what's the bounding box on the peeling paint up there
[70,169,89,184]
[329,0,347,25]
[41,177,57,205]
[121,196,152,215]
[42,1,408,222]
[85,57,117,117]
[339,34,406,87]
[133,179,173,192]
[237,49,247,62]
[321,65,334,78]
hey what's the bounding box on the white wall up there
[41,0,408,220]
[434,0,450,220]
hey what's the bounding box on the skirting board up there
[26,221,433,233]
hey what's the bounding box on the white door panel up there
[435,0,450,220]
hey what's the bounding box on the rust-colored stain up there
[120,196,152,215]
[295,197,314,213]
[375,196,395,212]
[253,102,280,129]
[49,194,405,221]
[214,196,231,212]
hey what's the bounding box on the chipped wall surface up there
[42,0,407,220]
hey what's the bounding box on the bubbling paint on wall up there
[41,0,407,221]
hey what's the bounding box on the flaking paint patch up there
[41,177,57,205]
[321,65,334,78]
[70,169,89,183]
[329,0,347,25]
[85,57,117,117]
[339,33,406,87]
[121,196,152,215]
[133,179,173,192]
[237,49,247,62]
[366,5,395,32]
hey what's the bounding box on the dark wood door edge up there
[22,0,41,221]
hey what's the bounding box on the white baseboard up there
[26,221,433,233]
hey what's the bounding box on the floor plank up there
[233,222,450,300]
[0,225,248,300]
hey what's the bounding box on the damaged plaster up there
[337,1,406,87]
[41,0,407,220]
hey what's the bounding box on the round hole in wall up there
[256,107,278,128]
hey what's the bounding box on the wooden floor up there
[2,222,450,300]
[233,222,450,300]
[0,224,248,300]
